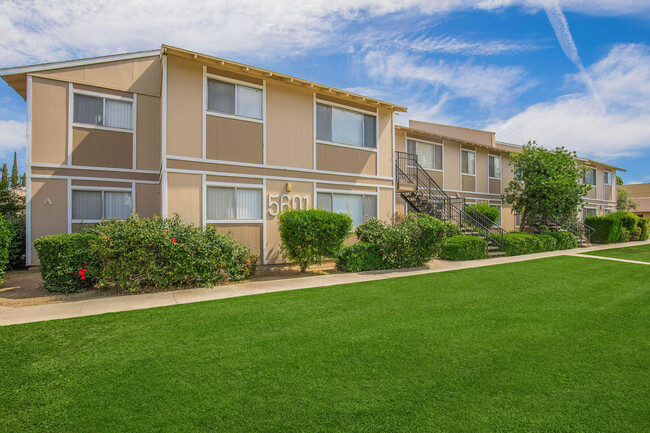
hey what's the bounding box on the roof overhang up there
[162,45,407,113]
[396,125,504,153]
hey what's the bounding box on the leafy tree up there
[0,188,25,269]
[617,186,638,211]
[617,176,624,186]
[10,152,19,189]
[502,142,590,230]
[20,174,25,188]
[0,164,7,190]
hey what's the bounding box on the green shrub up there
[6,213,25,269]
[440,235,486,261]
[336,242,388,272]
[503,232,543,256]
[610,211,639,234]
[545,231,577,250]
[536,234,557,252]
[637,218,649,241]
[442,221,462,238]
[34,232,99,293]
[585,216,622,243]
[278,209,352,272]
[90,215,256,291]
[0,215,14,283]
[465,203,500,225]
[355,217,385,244]
[617,227,631,243]
[630,226,642,242]
[375,213,447,268]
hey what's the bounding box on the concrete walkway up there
[2,240,649,326]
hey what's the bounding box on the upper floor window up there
[317,192,376,227]
[407,139,442,170]
[206,186,262,221]
[72,189,132,221]
[316,103,376,148]
[604,171,612,185]
[461,150,476,175]
[583,167,597,186]
[207,78,262,120]
[488,155,501,179]
[73,94,132,130]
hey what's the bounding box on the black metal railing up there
[396,151,508,252]
[534,215,595,246]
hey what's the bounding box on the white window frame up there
[582,206,597,221]
[604,170,612,186]
[460,149,476,176]
[316,188,379,228]
[204,182,264,224]
[204,73,264,124]
[71,88,135,132]
[488,154,501,179]
[314,99,378,153]
[407,137,443,172]
[70,185,135,224]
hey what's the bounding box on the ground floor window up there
[583,207,597,220]
[72,189,132,221]
[206,186,262,221]
[317,192,376,227]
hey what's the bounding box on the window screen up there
[73,94,103,126]
[317,192,376,227]
[461,150,476,175]
[206,186,262,220]
[74,93,132,129]
[207,79,262,119]
[489,155,501,178]
[316,103,377,148]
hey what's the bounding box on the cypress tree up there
[0,164,7,190]
[10,152,19,189]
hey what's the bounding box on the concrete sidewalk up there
[2,240,648,326]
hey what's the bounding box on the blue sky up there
[1,0,649,183]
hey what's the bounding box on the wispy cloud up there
[393,35,548,56]
[488,44,650,159]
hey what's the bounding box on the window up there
[317,192,376,227]
[207,78,262,120]
[407,139,442,170]
[583,167,597,185]
[488,155,501,179]
[604,171,612,185]
[73,93,133,129]
[72,190,132,221]
[461,150,476,175]
[206,186,262,220]
[316,103,376,148]
[583,207,597,220]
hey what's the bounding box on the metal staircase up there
[395,151,508,256]
[538,217,595,246]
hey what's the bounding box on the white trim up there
[206,219,264,224]
[72,122,133,133]
[131,181,136,215]
[201,173,207,228]
[391,111,396,217]
[406,136,444,172]
[205,110,263,124]
[262,79,267,165]
[132,94,137,169]
[460,148,477,176]
[71,185,133,192]
[72,88,133,102]
[25,75,32,265]
[376,186,380,219]
[71,219,103,224]
[312,93,317,170]
[487,154,501,180]
[30,162,159,174]
[202,66,207,160]
[315,98,377,116]
[205,181,264,189]
[161,172,168,217]
[69,185,135,224]
[316,188,378,195]
[315,139,377,153]
[262,178,267,265]
[161,54,168,218]
[205,73,264,89]
[0,50,160,76]
[444,189,502,197]
[32,174,158,184]
[603,170,612,186]
[67,178,72,233]
[67,83,73,166]
[204,182,264,223]
[166,155,394,181]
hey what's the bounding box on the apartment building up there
[0,46,405,266]
[620,183,650,219]
[0,45,623,265]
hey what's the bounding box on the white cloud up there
[393,35,548,56]
[0,120,26,159]
[488,44,650,159]
[364,50,533,106]
[0,0,648,67]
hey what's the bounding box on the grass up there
[581,243,650,263]
[1,256,649,432]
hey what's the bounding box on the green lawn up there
[581,243,650,263]
[1,256,649,432]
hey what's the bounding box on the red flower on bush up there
[172,238,177,243]
[79,264,88,281]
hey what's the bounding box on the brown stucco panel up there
[316,143,377,175]
[205,116,263,164]
[72,127,133,169]
[166,55,202,158]
[31,179,69,265]
[136,94,161,171]
[31,77,68,165]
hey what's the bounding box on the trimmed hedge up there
[35,216,256,293]
[0,215,14,284]
[336,242,388,272]
[585,216,622,244]
[546,231,577,250]
[278,208,352,272]
[503,232,544,256]
[618,227,631,243]
[638,217,649,241]
[34,232,99,293]
[442,221,462,238]
[536,234,558,252]
[610,211,639,233]
[440,235,486,261]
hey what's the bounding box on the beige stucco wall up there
[266,80,313,169]
[72,127,133,169]
[31,77,68,165]
[206,116,263,163]
[30,179,69,265]
[316,143,377,175]
[377,108,393,178]
[214,223,263,260]
[166,55,202,158]
[444,141,460,190]
[461,175,475,192]
[489,178,501,195]
[136,94,161,171]
[136,183,161,218]
[475,149,488,194]
[379,187,394,222]
[167,172,202,225]
[32,56,161,97]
